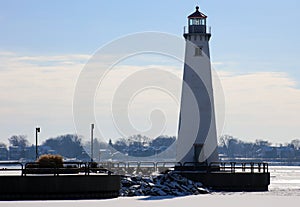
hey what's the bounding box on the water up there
[211,166,300,196]
[267,166,300,196]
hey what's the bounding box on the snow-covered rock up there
[120,172,210,197]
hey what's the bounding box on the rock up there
[195,182,203,187]
[147,182,155,187]
[129,185,140,190]
[151,187,168,196]
[197,187,210,194]
[119,172,210,197]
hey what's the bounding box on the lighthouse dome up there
[188,6,207,19]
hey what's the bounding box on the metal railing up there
[97,161,268,175]
[183,26,212,34]
[95,161,182,175]
[0,161,110,176]
[0,162,24,175]
[210,162,269,173]
[23,162,88,176]
[0,161,269,176]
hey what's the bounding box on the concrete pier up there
[175,162,270,191]
[0,175,120,200]
[177,172,270,191]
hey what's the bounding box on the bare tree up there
[8,135,29,148]
[0,143,7,148]
[291,139,300,149]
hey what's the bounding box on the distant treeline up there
[0,134,90,161]
[109,134,176,157]
[1,134,300,161]
[0,134,176,161]
[219,135,300,159]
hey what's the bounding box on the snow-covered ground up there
[0,195,299,207]
[0,166,299,207]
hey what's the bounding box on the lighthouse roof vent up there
[188,6,207,19]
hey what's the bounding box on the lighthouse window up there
[190,19,201,25]
[201,19,205,25]
[195,47,202,56]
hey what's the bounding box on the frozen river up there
[266,166,300,196]
[0,166,299,207]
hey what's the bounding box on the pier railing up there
[0,161,268,176]
[97,161,268,175]
[0,161,111,176]
[209,162,269,173]
[0,162,24,176]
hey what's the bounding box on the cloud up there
[0,51,90,143]
[93,64,183,140]
[218,71,300,143]
[0,51,299,144]
[0,52,184,143]
[0,52,89,106]
[16,54,90,66]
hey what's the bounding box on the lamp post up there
[91,124,94,162]
[35,127,40,160]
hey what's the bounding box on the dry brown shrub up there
[37,154,63,168]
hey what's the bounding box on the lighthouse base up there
[174,162,270,191]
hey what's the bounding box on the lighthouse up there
[177,6,219,164]
[174,6,269,192]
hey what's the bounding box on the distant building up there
[39,145,57,156]
[9,146,22,160]
[0,147,8,160]
[24,145,36,160]
[257,146,277,158]
[99,149,111,161]
[277,146,295,158]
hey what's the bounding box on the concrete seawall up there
[0,175,120,200]
[177,172,270,191]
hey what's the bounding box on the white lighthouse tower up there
[177,6,219,164]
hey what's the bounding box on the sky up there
[0,0,300,145]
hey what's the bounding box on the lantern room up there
[188,6,207,33]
